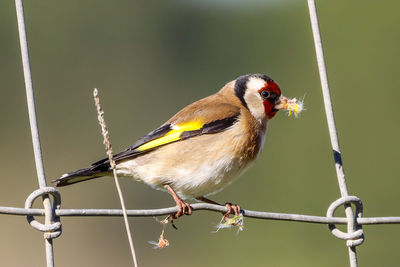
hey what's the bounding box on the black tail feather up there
[53,159,110,187]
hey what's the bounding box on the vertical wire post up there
[14,0,56,266]
[306,0,359,266]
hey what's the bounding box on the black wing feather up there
[75,114,239,173]
[127,124,172,150]
[180,115,239,139]
[87,123,173,168]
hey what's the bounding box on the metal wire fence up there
[3,0,400,266]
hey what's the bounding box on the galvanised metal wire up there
[6,0,400,267]
[2,202,400,225]
[14,0,57,266]
[307,0,361,266]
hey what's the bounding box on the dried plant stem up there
[93,88,138,267]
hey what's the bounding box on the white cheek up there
[246,78,265,91]
[244,92,266,122]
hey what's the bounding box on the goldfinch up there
[54,74,299,219]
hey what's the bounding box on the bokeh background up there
[1,0,399,266]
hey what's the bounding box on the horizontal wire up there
[1,204,400,225]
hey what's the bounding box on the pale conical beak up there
[274,95,304,116]
[273,95,289,110]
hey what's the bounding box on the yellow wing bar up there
[136,120,204,151]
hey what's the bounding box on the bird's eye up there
[260,90,270,99]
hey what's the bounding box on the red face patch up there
[258,80,281,96]
[263,101,277,119]
[258,81,281,119]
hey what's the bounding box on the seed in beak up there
[274,95,304,117]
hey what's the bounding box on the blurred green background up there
[1,0,399,266]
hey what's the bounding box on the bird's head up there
[234,74,295,121]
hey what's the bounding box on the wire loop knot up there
[25,187,62,239]
[326,196,364,247]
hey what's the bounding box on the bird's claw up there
[168,199,192,230]
[223,202,241,222]
[164,184,192,229]
[174,200,193,218]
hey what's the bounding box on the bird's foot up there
[196,197,242,224]
[223,202,241,223]
[173,198,193,219]
[164,184,192,229]
[169,199,192,229]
